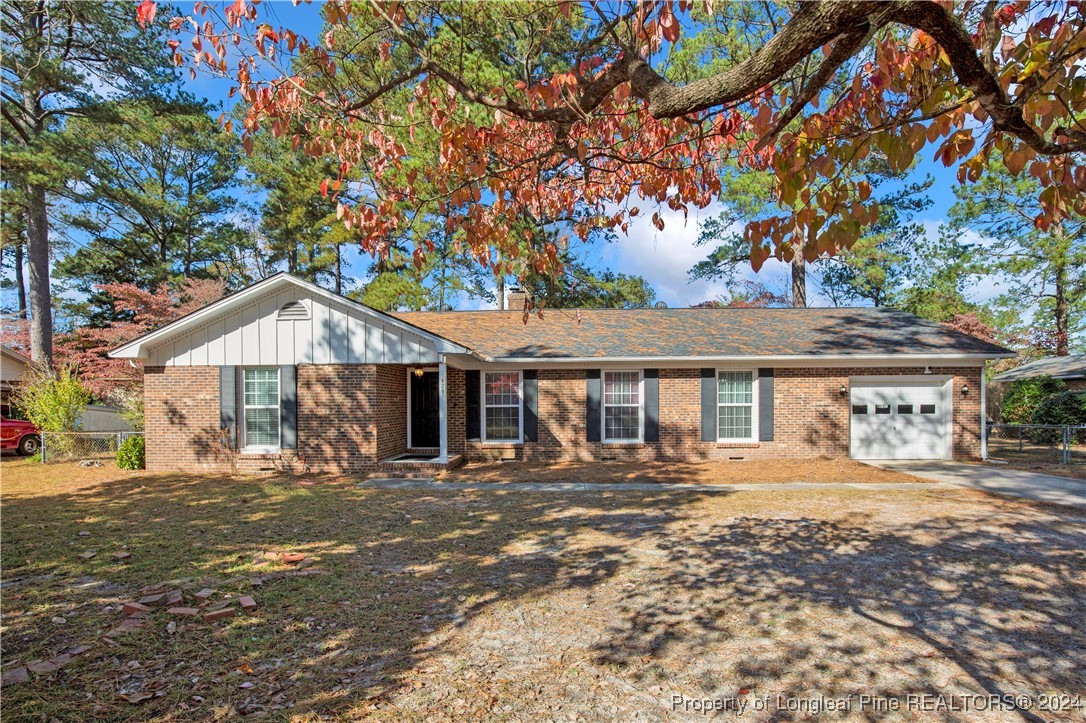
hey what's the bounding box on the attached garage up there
[849,377,952,460]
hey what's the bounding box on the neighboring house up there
[109,273,1014,474]
[1,345,30,417]
[991,355,1086,390]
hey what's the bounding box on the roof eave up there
[487,352,1017,363]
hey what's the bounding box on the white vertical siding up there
[347,315,366,363]
[207,319,225,366]
[149,289,442,366]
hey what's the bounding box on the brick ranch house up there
[110,273,1014,475]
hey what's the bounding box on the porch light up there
[838,385,847,397]
[413,366,425,378]
[961,384,969,396]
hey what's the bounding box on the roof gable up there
[110,274,471,363]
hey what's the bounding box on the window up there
[717,371,754,440]
[920,404,936,414]
[852,404,868,415]
[898,404,914,415]
[875,404,891,415]
[603,371,641,441]
[483,371,521,442]
[242,368,279,449]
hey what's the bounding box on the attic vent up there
[277,300,311,321]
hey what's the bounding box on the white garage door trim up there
[849,376,953,461]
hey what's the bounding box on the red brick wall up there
[461,366,983,462]
[145,363,413,475]
[145,363,985,473]
[144,366,228,472]
[375,365,406,461]
[447,366,466,456]
[296,364,377,474]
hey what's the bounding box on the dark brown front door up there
[410,371,439,448]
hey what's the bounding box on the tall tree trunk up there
[791,256,807,308]
[334,243,342,295]
[496,274,505,310]
[1053,256,1068,356]
[25,181,52,364]
[14,239,27,320]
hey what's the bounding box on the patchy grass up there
[440,457,926,485]
[2,457,1085,720]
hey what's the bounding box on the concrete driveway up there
[873,460,1086,509]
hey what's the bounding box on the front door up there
[409,371,440,448]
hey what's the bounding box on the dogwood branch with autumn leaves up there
[136,0,1085,281]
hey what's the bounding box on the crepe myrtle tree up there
[137,0,1086,291]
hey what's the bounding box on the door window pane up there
[920,404,936,414]
[852,404,868,415]
[898,404,913,415]
[875,404,891,415]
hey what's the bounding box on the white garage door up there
[849,380,950,460]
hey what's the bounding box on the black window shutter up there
[220,366,236,448]
[280,365,297,450]
[465,370,481,440]
[700,368,716,442]
[523,370,538,442]
[586,370,601,442]
[757,368,774,442]
[643,369,659,442]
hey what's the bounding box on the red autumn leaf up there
[136,0,157,28]
[319,178,330,198]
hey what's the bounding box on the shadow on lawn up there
[594,512,1086,722]
[3,470,1085,720]
[1,471,714,717]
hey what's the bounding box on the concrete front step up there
[365,470,435,480]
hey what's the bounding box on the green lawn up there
[2,457,1084,720]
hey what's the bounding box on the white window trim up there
[602,369,644,444]
[716,369,758,443]
[481,370,523,444]
[239,366,281,453]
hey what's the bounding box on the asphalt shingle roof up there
[392,306,1012,360]
[991,355,1086,381]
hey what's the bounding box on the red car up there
[1,416,41,456]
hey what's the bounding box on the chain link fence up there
[986,424,1086,466]
[41,431,142,464]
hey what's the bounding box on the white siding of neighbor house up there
[146,285,441,367]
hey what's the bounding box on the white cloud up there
[597,203,801,307]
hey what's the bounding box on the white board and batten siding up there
[146,286,441,367]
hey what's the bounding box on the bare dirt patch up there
[440,457,926,485]
[2,458,1083,720]
[990,462,1086,480]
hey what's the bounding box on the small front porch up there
[375,361,463,474]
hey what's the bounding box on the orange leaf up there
[136,0,157,28]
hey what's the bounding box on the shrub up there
[117,435,145,470]
[12,363,91,433]
[1028,391,1086,445]
[1001,375,1065,424]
